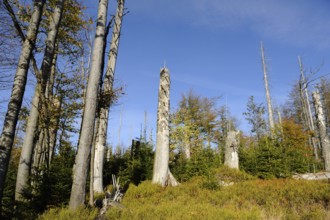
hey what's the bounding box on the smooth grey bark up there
[15,0,65,201]
[0,0,45,207]
[298,56,319,160]
[69,0,109,209]
[15,88,39,201]
[89,116,100,206]
[260,42,275,132]
[312,90,330,171]
[93,0,125,193]
[152,68,178,187]
[224,131,239,170]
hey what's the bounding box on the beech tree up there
[69,0,109,209]
[93,0,125,193]
[15,0,65,201]
[0,0,45,209]
[170,91,221,160]
[152,68,178,187]
[171,91,204,160]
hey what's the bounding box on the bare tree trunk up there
[15,0,65,201]
[277,110,282,125]
[89,116,100,206]
[47,52,60,165]
[152,68,178,187]
[93,0,125,193]
[0,0,45,208]
[312,90,330,171]
[69,0,109,209]
[298,56,319,160]
[224,131,239,169]
[106,145,112,162]
[184,142,191,160]
[260,42,275,132]
[15,88,39,201]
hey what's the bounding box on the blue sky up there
[82,0,330,148]
[1,0,330,149]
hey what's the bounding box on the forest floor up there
[39,168,330,220]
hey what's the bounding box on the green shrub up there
[171,147,222,182]
[240,120,319,179]
[38,206,98,220]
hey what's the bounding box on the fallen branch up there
[96,174,124,219]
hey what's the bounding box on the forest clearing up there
[1,0,330,219]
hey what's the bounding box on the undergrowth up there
[39,168,330,220]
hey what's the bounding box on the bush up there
[240,120,319,179]
[104,140,154,189]
[171,147,221,182]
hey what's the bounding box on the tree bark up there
[15,0,65,201]
[69,0,109,209]
[312,90,330,171]
[224,131,239,169]
[260,42,275,132]
[0,0,45,208]
[93,0,125,193]
[152,68,178,187]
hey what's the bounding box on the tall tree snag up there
[0,0,45,208]
[69,0,109,209]
[260,42,275,132]
[224,131,239,170]
[312,90,330,171]
[152,68,178,187]
[298,56,318,160]
[93,0,125,193]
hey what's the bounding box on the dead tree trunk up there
[0,0,45,207]
[69,0,109,210]
[184,142,191,160]
[260,42,275,133]
[152,68,178,187]
[224,131,239,169]
[312,90,330,171]
[15,0,65,201]
[298,56,319,160]
[93,0,125,193]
